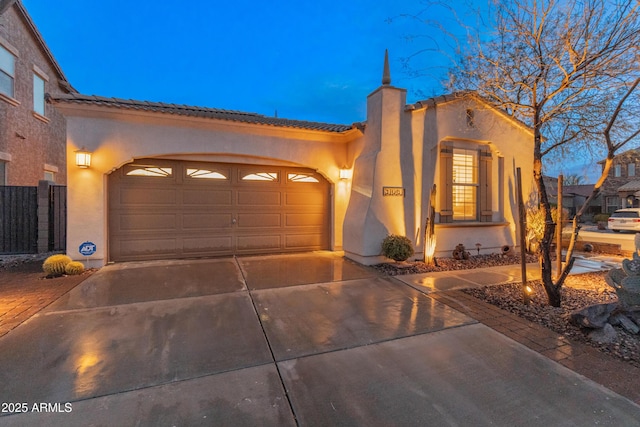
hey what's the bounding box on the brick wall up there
[0,4,69,186]
[599,149,640,211]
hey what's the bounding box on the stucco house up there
[50,52,534,267]
[542,176,600,218]
[0,0,74,186]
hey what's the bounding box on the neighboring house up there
[543,176,601,218]
[0,0,74,186]
[563,184,601,216]
[599,148,640,212]
[51,53,534,267]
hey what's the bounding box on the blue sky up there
[21,0,599,180]
[22,0,462,125]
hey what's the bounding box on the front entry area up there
[108,159,330,262]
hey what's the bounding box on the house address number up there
[382,187,405,197]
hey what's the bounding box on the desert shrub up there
[526,206,568,252]
[42,254,72,276]
[64,261,85,275]
[381,234,414,262]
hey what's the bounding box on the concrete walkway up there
[395,254,623,293]
[0,252,638,425]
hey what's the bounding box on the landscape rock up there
[611,313,640,335]
[570,302,618,328]
[588,323,618,344]
[463,273,639,367]
[627,309,640,325]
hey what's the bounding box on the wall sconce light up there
[75,147,92,168]
[339,167,351,180]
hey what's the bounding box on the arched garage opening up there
[108,159,331,262]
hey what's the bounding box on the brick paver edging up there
[0,272,91,338]
[431,290,640,405]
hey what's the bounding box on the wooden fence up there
[0,182,66,254]
[48,185,67,252]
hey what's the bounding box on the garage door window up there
[242,172,278,181]
[126,166,173,177]
[186,168,227,180]
[288,173,319,183]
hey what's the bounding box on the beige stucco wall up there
[344,88,534,265]
[59,104,361,266]
[427,97,534,257]
[58,88,533,267]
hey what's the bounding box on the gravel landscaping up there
[373,253,539,275]
[375,254,640,368]
[0,252,60,271]
[464,274,640,368]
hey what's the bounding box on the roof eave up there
[50,94,362,138]
[405,91,535,136]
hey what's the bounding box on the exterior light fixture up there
[339,167,350,180]
[75,148,92,168]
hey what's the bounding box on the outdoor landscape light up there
[75,148,92,168]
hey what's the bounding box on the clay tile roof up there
[50,93,356,133]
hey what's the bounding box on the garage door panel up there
[182,189,232,206]
[115,238,178,259]
[119,213,177,231]
[237,191,281,206]
[183,213,233,230]
[237,213,281,228]
[237,234,281,251]
[286,213,324,227]
[182,236,233,253]
[285,191,325,206]
[119,188,177,206]
[285,233,324,249]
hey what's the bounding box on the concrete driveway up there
[0,252,639,426]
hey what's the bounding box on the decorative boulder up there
[570,302,619,328]
[588,323,618,344]
[610,313,640,334]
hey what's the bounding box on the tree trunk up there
[424,185,437,266]
[545,285,562,307]
[532,109,562,307]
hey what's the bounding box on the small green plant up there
[42,254,72,276]
[381,234,414,262]
[64,261,85,275]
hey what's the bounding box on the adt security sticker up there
[79,241,96,256]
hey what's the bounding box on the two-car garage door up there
[108,159,330,262]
